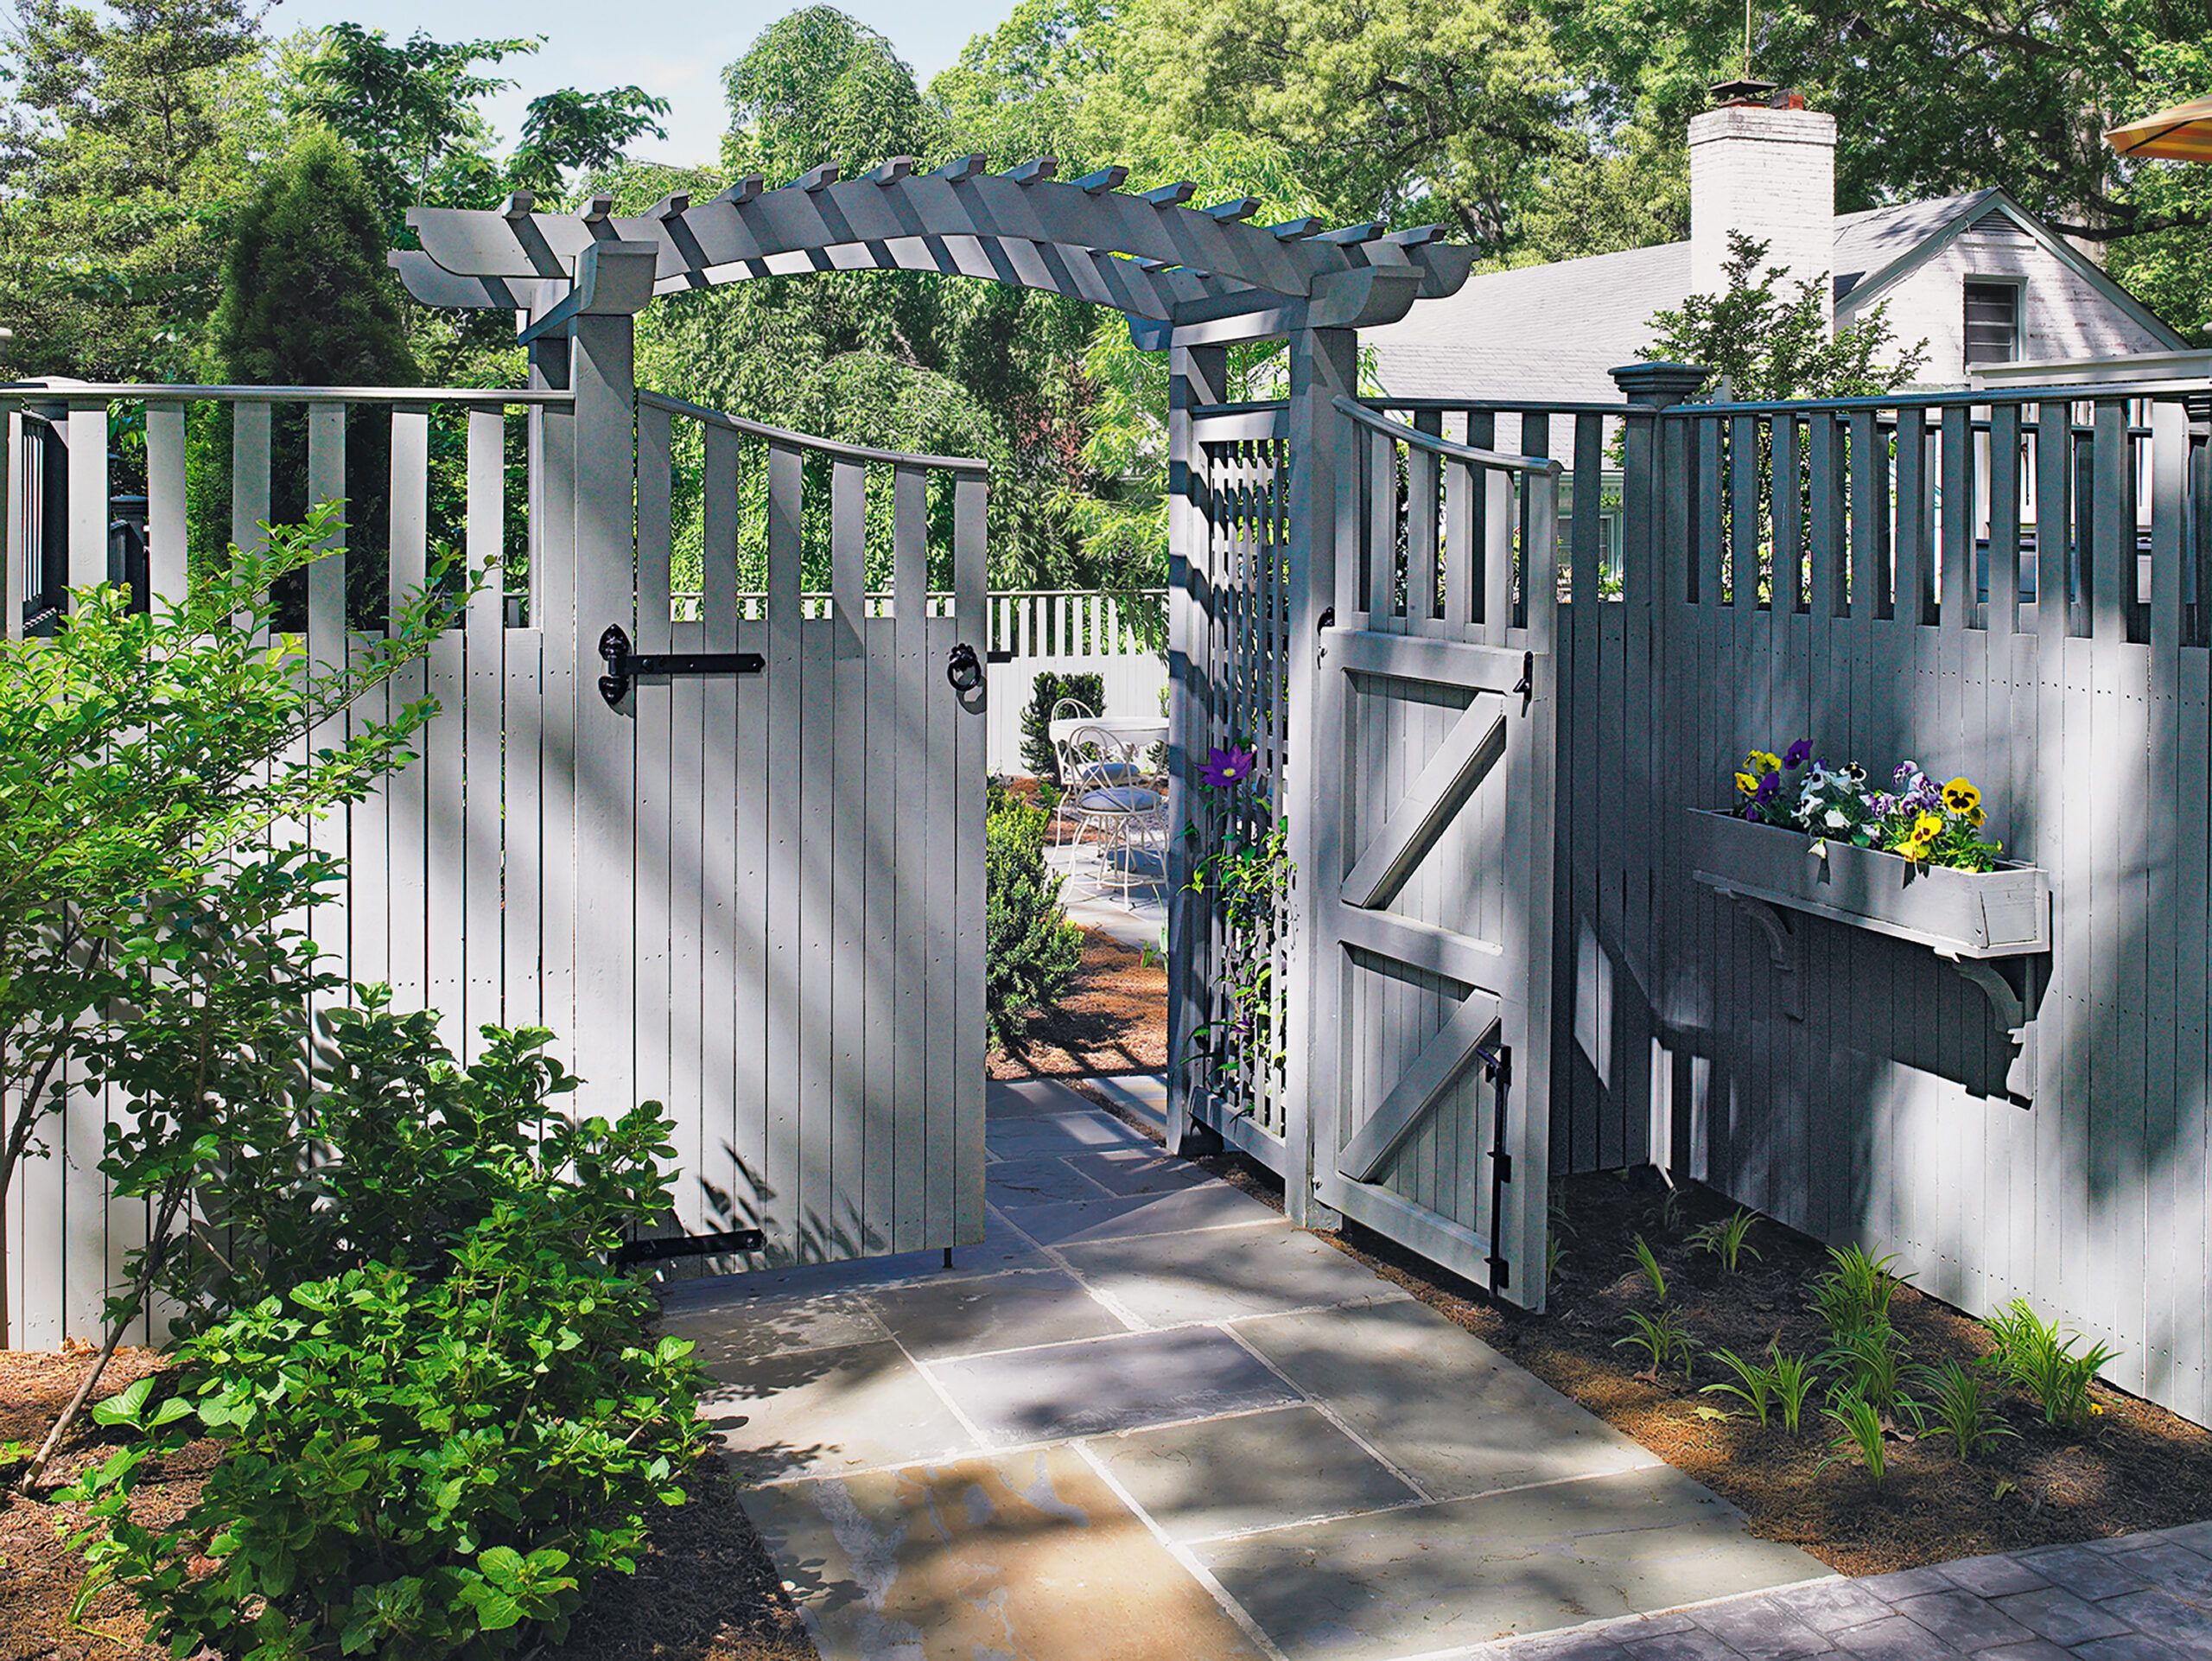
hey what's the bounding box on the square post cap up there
[1611,361,1710,406]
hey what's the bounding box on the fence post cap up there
[1611,361,1710,406]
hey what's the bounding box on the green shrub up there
[1820,1321,1916,1424]
[1614,1308,1696,1382]
[1985,1298,2120,1429]
[1810,1244,1906,1335]
[67,1079,703,1661]
[1019,671,1105,782]
[1911,1359,2018,1461]
[1688,1208,1763,1271]
[1818,1390,1890,1486]
[986,793,1084,1048]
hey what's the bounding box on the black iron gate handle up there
[945,641,1014,693]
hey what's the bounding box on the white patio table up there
[1047,714,1169,749]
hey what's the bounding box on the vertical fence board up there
[463,410,506,1057]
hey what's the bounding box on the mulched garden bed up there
[1082,1101,2212,1577]
[0,1347,815,1661]
[988,927,1167,1081]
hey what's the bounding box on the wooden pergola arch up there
[392,156,1486,1231]
[388,153,1476,345]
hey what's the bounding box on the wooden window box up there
[1684,808,2050,1098]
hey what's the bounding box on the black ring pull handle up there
[946,641,984,693]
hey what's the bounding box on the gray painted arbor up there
[5,158,1521,1340]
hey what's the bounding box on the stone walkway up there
[660,1079,1827,1659]
[1469,1525,2212,1657]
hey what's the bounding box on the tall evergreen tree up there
[209,126,416,620]
[213,124,417,388]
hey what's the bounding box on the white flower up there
[1824,807,1848,829]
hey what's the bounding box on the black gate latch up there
[599,624,765,708]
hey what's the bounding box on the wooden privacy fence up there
[1170,359,2212,1427]
[2,372,988,1348]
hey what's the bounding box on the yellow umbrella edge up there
[2107,93,2212,162]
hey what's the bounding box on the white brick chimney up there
[1689,97,1838,331]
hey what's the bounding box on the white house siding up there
[1856,218,2176,385]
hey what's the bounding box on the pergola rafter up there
[389,155,1476,344]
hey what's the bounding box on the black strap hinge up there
[599,624,764,707]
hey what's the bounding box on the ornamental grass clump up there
[1732,740,2005,871]
[1985,1299,2120,1430]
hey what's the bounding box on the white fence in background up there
[678,588,1168,775]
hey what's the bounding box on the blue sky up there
[272,1,1013,169]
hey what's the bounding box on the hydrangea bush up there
[1732,741,2005,872]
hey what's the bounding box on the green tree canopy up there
[0,0,278,378]
[722,6,940,178]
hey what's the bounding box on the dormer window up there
[1964,279,2023,366]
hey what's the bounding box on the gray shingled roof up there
[1367,193,1995,404]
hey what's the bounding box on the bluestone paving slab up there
[982,1153,1119,1208]
[1890,1588,2036,1650]
[2071,1638,2195,1661]
[861,1267,1130,1359]
[1772,1579,1897,1634]
[1989,1586,2133,1646]
[1688,1592,1838,1658]
[658,1291,888,1361]
[1195,1465,1824,1660]
[1084,1403,1420,1542]
[984,1107,1154,1160]
[1066,1145,1216,1196]
[747,1445,1271,1661]
[701,1339,978,1481]
[986,1077,1107,1118]
[1831,1614,1966,1659]
[2011,1543,2151,1602]
[926,1325,1300,1445]
[1057,1219,1410,1325]
[2096,1588,2212,1646]
[659,1209,1050,1301]
[1231,1299,1663,1499]
[1938,1555,2051,1599]
[1006,1180,1282,1246]
[2106,1539,2212,1602]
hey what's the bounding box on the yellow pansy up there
[1749,751,1782,776]
[1734,771,1758,796]
[1942,777,1980,815]
[1914,812,1942,842]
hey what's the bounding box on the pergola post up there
[1166,342,1229,1156]
[545,243,658,1119]
[1282,324,1357,1231]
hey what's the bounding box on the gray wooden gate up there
[1306,399,1560,1295]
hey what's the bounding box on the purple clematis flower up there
[1783,738,1812,769]
[1199,744,1258,789]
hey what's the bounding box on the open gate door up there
[1305,403,1559,1307]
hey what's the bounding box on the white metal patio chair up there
[1060,723,1166,905]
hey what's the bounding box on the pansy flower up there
[1942,777,1980,815]
[1199,745,1258,790]
[1783,738,1812,769]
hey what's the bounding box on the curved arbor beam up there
[389,157,1476,341]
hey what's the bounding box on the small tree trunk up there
[16,1190,181,1494]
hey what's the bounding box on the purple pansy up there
[1754,770,1782,803]
[1783,738,1812,769]
[1199,744,1258,790]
